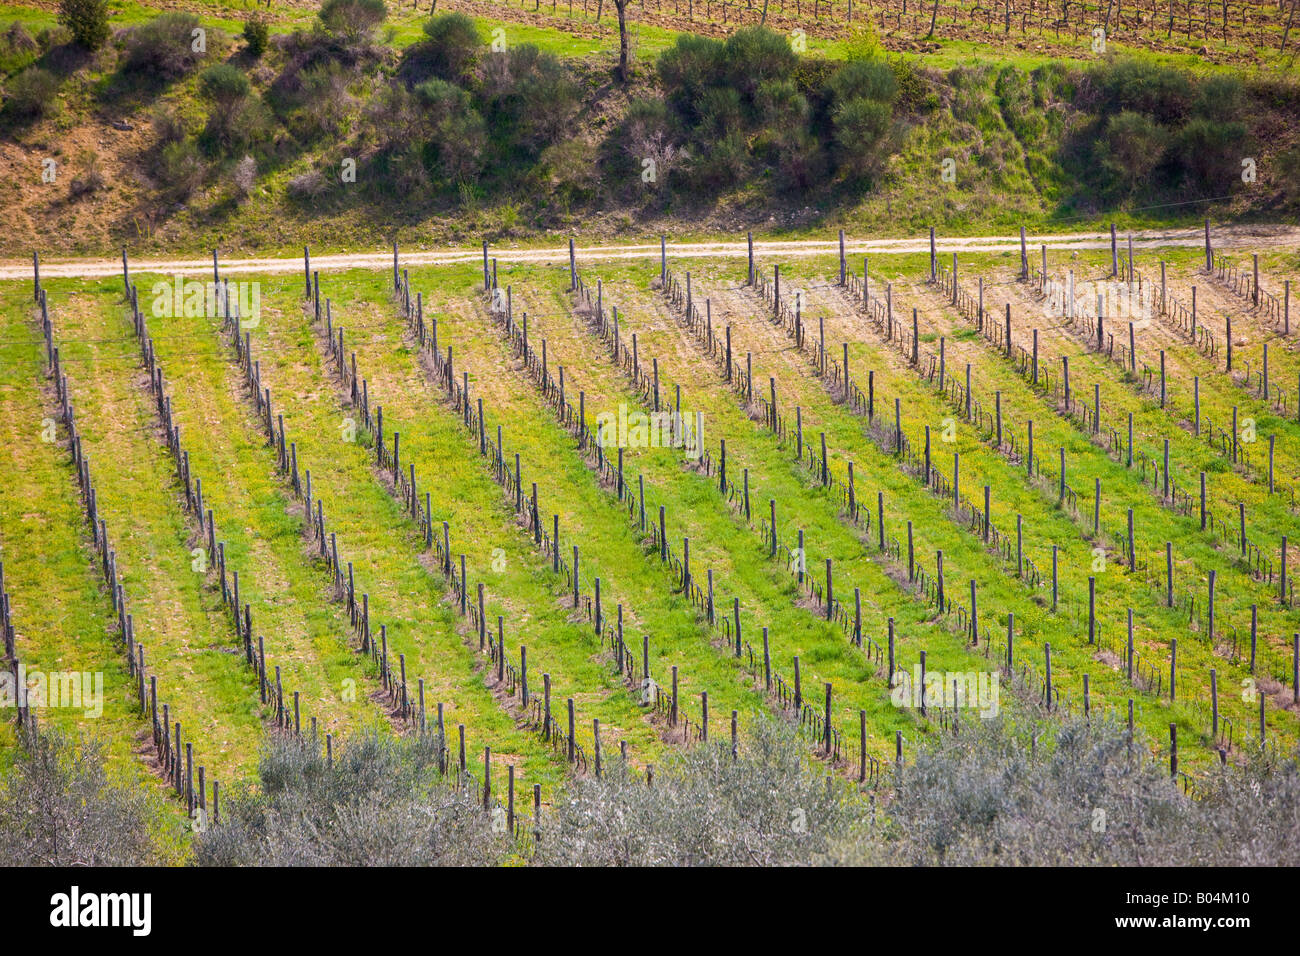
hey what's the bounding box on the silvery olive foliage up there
[0,725,164,866]
[536,714,1300,867]
[5,718,1298,867]
[535,717,862,866]
[829,716,1300,867]
[195,729,510,867]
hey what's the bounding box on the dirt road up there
[4,224,1296,282]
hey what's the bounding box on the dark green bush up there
[719,25,797,102]
[285,61,356,140]
[197,63,269,154]
[57,0,108,51]
[689,129,749,190]
[833,96,893,181]
[755,77,808,127]
[890,56,930,113]
[828,57,897,107]
[653,25,906,197]
[694,86,742,139]
[243,15,270,58]
[479,44,577,156]
[1173,116,1249,194]
[1192,74,1243,121]
[199,62,249,107]
[765,125,823,190]
[1089,57,1192,124]
[656,33,724,120]
[1097,109,1169,193]
[414,78,486,184]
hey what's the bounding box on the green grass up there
[121,286,395,744]
[337,265,794,752]
[228,273,574,790]
[295,268,677,766]
[0,291,152,775]
[33,282,280,785]
[570,246,1300,770]
[2,237,1297,811]
[768,249,1298,748]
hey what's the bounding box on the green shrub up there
[318,0,387,42]
[890,56,930,113]
[1192,74,1242,122]
[538,136,599,205]
[35,25,72,54]
[415,78,486,184]
[1090,57,1192,124]
[199,62,250,107]
[1173,116,1249,194]
[198,63,268,154]
[829,57,897,106]
[2,66,58,120]
[124,13,206,80]
[695,86,741,139]
[656,33,724,119]
[719,26,797,101]
[755,78,808,127]
[765,125,822,190]
[287,61,357,140]
[1097,110,1169,193]
[150,104,187,145]
[655,25,835,197]
[57,0,108,51]
[690,129,749,190]
[479,44,577,155]
[243,15,269,58]
[157,137,204,197]
[833,96,893,180]
[419,12,480,83]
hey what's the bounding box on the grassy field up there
[1,229,1298,861]
[1,0,1298,864]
